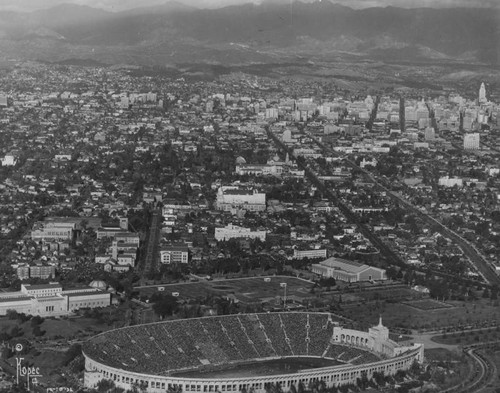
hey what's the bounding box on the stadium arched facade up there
[83,313,424,393]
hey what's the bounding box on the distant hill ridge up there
[0,0,497,65]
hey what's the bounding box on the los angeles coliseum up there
[83,312,424,392]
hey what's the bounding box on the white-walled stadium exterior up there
[83,313,424,393]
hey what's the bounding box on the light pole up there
[280,282,287,310]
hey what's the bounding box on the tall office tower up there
[479,82,487,103]
[424,127,435,141]
[464,133,480,150]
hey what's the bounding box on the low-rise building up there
[293,249,327,260]
[0,283,111,316]
[311,257,386,282]
[159,245,189,264]
[216,186,266,212]
[31,221,75,242]
[16,263,56,280]
[215,224,267,242]
[1,153,17,166]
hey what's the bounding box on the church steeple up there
[378,315,383,327]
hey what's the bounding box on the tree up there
[6,309,18,320]
[338,386,349,393]
[357,371,369,389]
[126,382,140,393]
[151,294,179,318]
[167,385,182,393]
[410,360,421,375]
[491,285,499,300]
[372,371,385,386]
[54,177,66,193]
[63,343,82,366]
[395,369,406,382]
[32,325,45,337]
[97,379,115,392]
[10,325,23,338]
[30,315,44,327]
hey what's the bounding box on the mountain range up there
[0,0,498,66]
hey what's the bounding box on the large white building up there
[438,176,463,188]
[424,127,435,141]
[293,249,327,260]
[235,163,284,177]
[215,224,266,242]
[216,186,266,212]
[282,129,294,143]
[479,82,487,104]
[0,283,111,317]
[31,221,76,242]
[464,133,480,150]
[16,263,55,280]
[265,108,278,119]
[1,153,16,166]
[159,245,189,264]
[235,155,290,178]
[311,257,386,282]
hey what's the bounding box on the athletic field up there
[135,276,315,304]
[171,357,343,379]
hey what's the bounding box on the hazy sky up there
[0,0,498,12]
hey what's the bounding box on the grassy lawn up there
[42,317,109,339]
[432,327,500,345]
[339,298,500,331]
[403,299,454,311]
[0,314,117,390]
[137,276,316,303]
[0,314,117,345]
[330,287,423,305]
[3,347,77,389]
[425,347,462,362]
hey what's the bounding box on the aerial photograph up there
[0,0,499,392]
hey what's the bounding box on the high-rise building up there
[424,127,435,141]
[265,108,279,119]
[464,133,480,150]
[282,129,293,143]
[479,82,487,103]
[120,97,129,109]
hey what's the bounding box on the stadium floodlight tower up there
[280,282,287,309]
